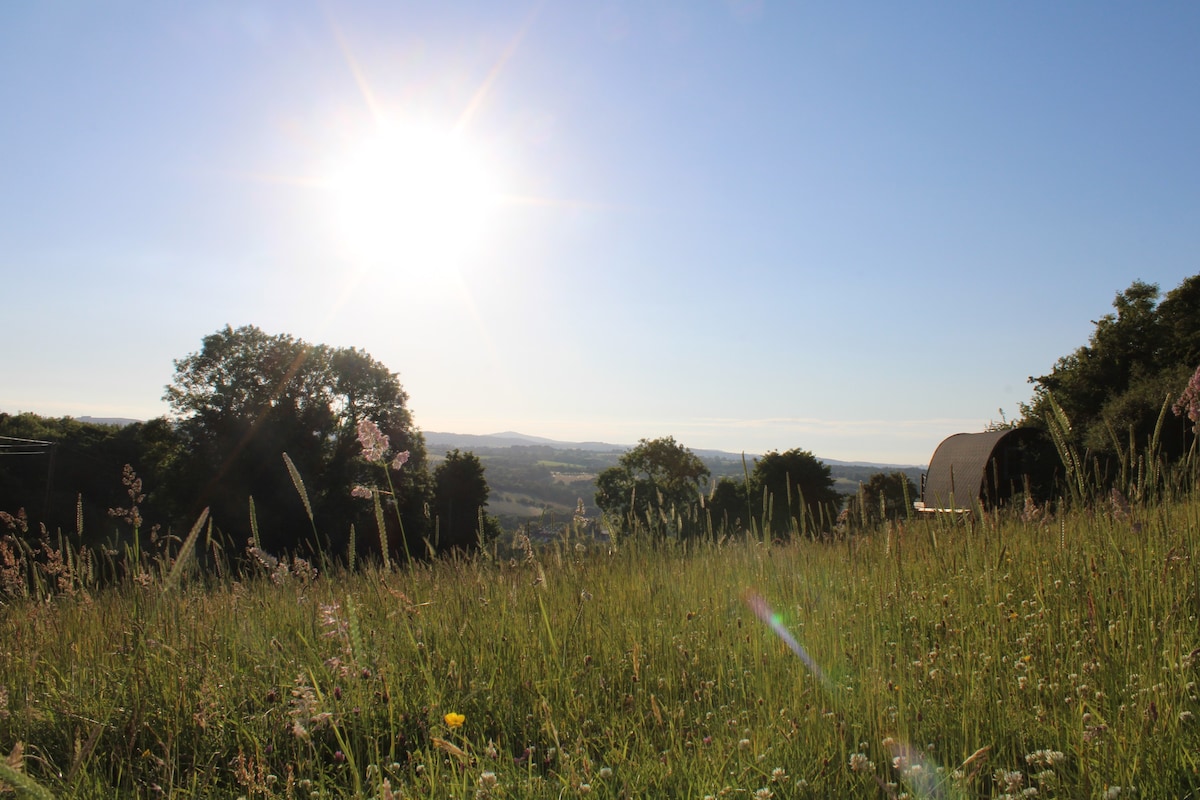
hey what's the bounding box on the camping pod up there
[915,428,1056,514]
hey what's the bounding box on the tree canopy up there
[843,471,918,527]
[594,436,710,539]
[1020,275,1200,460]
[165,324,431,555]
[749,448,841,538]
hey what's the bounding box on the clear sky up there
[3,2,1198,465]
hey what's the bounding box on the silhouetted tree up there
[164,325,431,556]
[594,436,710,539]
[432,449,500,552]
[844,471,918,527]
[1021,275,1200,460]
[750,448,840,538]
[0,413,183,548]
[705,477,749,536]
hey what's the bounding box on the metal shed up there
[915,428,1056,514]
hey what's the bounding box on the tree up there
[843,471,918,527]
[749,448,841,538]
[705,477,750,536]
[594,436,710,539]
[432,449,500,552]
[0,413,184,550]
[1021,276,1200,460]
[164,325,431,556]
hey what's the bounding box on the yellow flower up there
[444,712,465,729]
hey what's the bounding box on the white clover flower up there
[849,752,874,773]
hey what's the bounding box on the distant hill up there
[422,431,925,471]
[423,431,627,453]
[77,416,141,427]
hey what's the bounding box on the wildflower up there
[1173,365,1200,432]
[445,712,466,729]
[351,485,373,499]
[478,771,498,788]
[391,450,410,470]
[598,767,613,779]
[738,738,751,751]
[849,752,874,773]
[0,509,28,533]
[996,770,1024,793]
[754,788,774,800]
[1025,750,1065,767]
[108,465,145,528]
[357,418,390,462]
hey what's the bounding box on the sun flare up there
[328,120,499,270]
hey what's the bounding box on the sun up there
[328,120,500,271]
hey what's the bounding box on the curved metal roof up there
[921,429,1014,511]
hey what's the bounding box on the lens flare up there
[744,590,966,800]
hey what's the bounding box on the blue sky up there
[3,2,1198,465]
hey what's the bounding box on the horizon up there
[3,412,930,468]
[4,4,1198,466]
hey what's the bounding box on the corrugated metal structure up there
[916,428,1056,514]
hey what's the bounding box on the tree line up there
[0,325,499,562]
[3,271,1199,558]
[1019,274,1200,463]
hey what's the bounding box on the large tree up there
[594,436,710,539]
[749,448,841,538]
[164,325,431,556]
[1021,275,1200,460]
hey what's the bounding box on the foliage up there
[594,437,710,539]
[4,483,1200,797]
[705,477,751,536]
[432,449,502,552]
[164,324,432,557]
[749,448,841,538]
[1173,364,1200,435]
[843,471,918,526]
[1021,274,1200,460]
[0,413,181,548]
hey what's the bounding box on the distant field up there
[487,493,575,519]
[550,471,596,484]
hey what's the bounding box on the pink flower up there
[1174,365,1200,432]
[391,450,411,471]
[356,418,390,462]
[351,485,373,499]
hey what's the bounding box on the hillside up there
[423,431,926,528]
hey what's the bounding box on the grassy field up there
[2,495,1200,798]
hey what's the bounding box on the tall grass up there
[2,481,1200,798]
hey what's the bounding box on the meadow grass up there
[2,496,1200,798]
